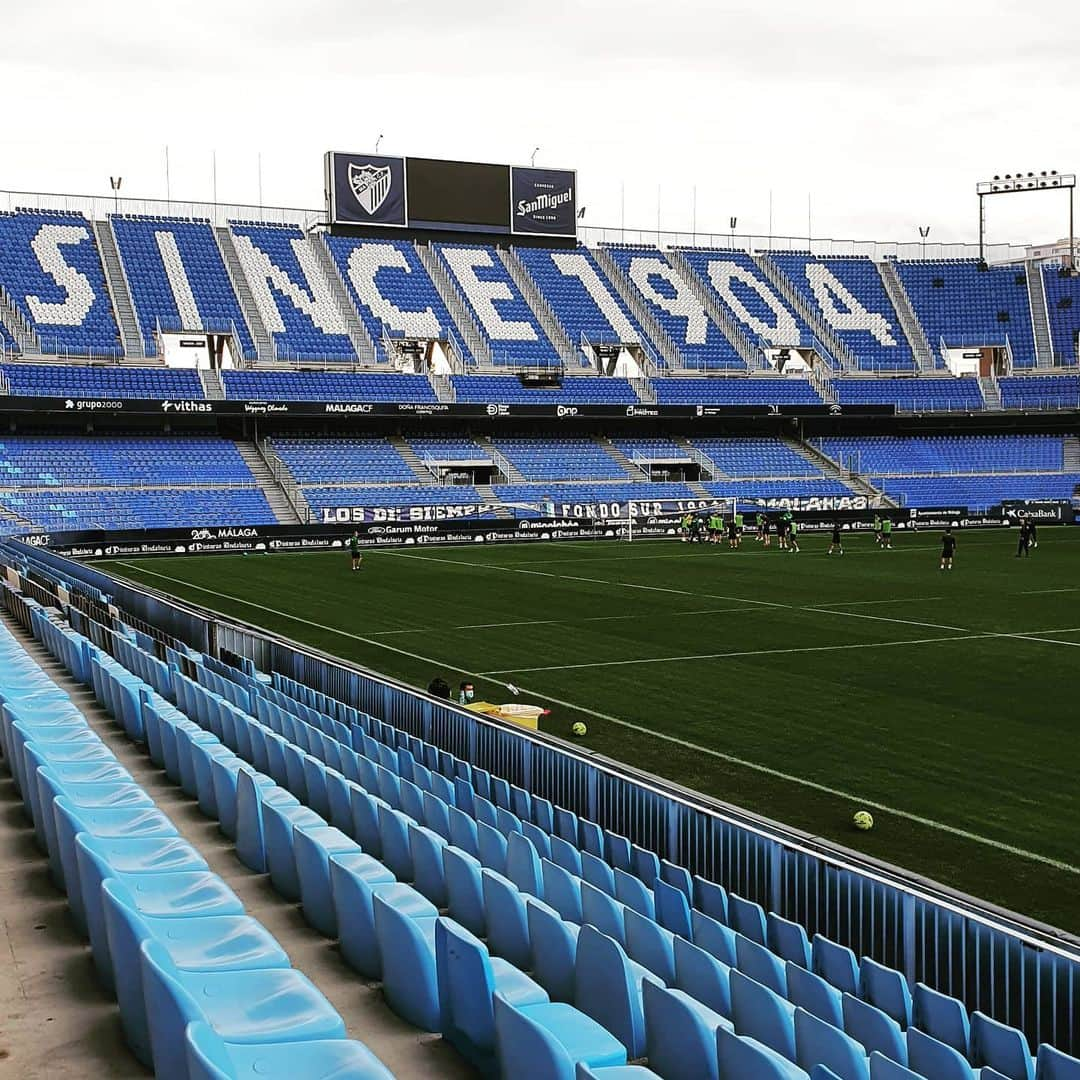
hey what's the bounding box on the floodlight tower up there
[975,171,1076,268]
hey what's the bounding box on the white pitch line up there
[816,596,944,608]
[1021,586,1080,595]
[111,561,1080,877]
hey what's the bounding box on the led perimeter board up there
[325,151,577,238]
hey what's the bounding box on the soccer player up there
[755,512,765,543]
[732,509,744,549]
[1015,515,1031,558]
[880,516,893,549]
[1028,516,1039,549]
[827,520,844,555]
[690,514,705,544]
[873,513,882,547]
[788,518,800,553]
[761,514,772,548]
[349,530,363,571]
[709,511,723,544]
[776,513,789,551]
[940,527,956,570]
[680,511,693,542]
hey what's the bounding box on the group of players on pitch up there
[677,509,1041,571]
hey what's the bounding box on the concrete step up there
[234,440,304,524]
[597,437,645,479]
[389,434,435,484]
[476,482,514,519]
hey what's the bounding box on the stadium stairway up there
[597,437,647,480]
[415,243,492,367]
[234,441,306,524]
[497,248,579,367]
[389,435,437,485]
[310,235,380,365]
[0,282,40,354]
[198,368,225,400]
[215,227,275,364]
[1064,436,1080,471]
[876,261,937,372]
[475,482,515,519]
[0,601,466,1079]
[979,375,1002,410]
[784,436,892,504]
[1025,260,1055,368]
[92,219,145,360]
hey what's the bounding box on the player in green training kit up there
[709,512,723,544]
[881,517,893,549]
[731,510,744,549]
[787,518,800,553]
[349,531,363,571]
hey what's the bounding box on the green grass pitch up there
[101,526,1080,932]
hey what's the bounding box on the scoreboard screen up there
[406,158,510,231]
[325,151,576,238]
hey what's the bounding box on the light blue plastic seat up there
[788,962,844,1028]
[435,916,549,1073]
[815,935,861,996]
[101,877,289,1068]
[971,1012,1035,1080]
[908,1026,978,1080]
[184,1021,394,1080]
[693,909,738,967]
[624,906,676,984]
[292,823,362,937]
[477,819,509,873]
[527,897,580,1003]
[673,933,733,1017]
[263,798,324,901]
[614,867,656,919]
[372,886,441,1031]
[482,867,533,969]
[575,1064,662,1078]
[235,775,298,874]
[861,958,913,1028]
[423,791,452,842]
[52,796,180,933]
[731,969,797,1060]
[794,1007,871,1080]
[327,851,398,976]
[409,821,449,907]
[377,803,415,881]
[140,939,345,1080]
[551,835,583,876]
[522,820,552,861]
[716,1025,810,1079]
[575,924,659,1060]
[448,805,479,857]
[323,769,355,834]
[582,881,627,945]
[1036,1044,1080,1079]
[350,786,388,856]
[654,877,692,939]
[694,876,729,924]
[444,845,486,936]
[737,932,788,996]
[604,830,632,874]
[914,983,971,1057]
[869,1051,924,1079]
[493,991,628,1080]
[769,913,813,968]
[728,893,768,945]
[73,833,213,985]
[644,979,731,1080]
[542,857,584,923]
[189,742,239,819]
[581,849,617,895]
[844,993,908,1065]
[507,831,544,897]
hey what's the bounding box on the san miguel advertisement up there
[511,166,577,237]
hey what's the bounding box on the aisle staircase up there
[498,247,579,366]
[415,244,491,366]
[310,235,378,364]
[93,220,144,359]
[1025,261,1055,368]
[389,435,435,484]
[215,226,275,363]
[877,260,936,371]
[235,440,307,524]
[597,437,646,479]
[198,368,225,400]
[0,285,40,355]
[979,375,1002,411]
[475,482,514,519]
[787,436,895,505]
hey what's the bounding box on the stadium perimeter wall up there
[4,537,1078,1057]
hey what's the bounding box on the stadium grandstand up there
[3,59,1080,1080]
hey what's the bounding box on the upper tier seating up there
[1041,266,1080,366]
[768,254,916,370]
[409,436,493,462]
[652,377,823,405]
[1,363,204,399]
[872,473,1080,509]
[0,210,122,356]
[228,224,355,362]
[834,378,983,411]
[679,248,812,355]
[514,246,654,360]
[221,369,437,402]
[894,259,1036,369]
[694,438,822,477]
[815,435,1066,475]
[110,216,255,359]
[436,243,561,367]
[271,438,416,484]
[604,246,745,370]
[999,374,1080,410]
[450,375,639,404]
[492,438,629,481]
[612,438,691,463]
[323,236,467,362]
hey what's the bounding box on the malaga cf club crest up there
[348,163,392,215]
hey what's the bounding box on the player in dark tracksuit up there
[1016,516,1032,557]
[940,528,956,571]
[828,521,844,556]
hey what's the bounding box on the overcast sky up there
[3,0,1078,247]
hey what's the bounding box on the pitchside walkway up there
[0,607,474,1079]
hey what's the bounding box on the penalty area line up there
[110,561,1080,878]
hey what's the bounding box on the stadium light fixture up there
[975,170,1076,268]
[531,146,540,167]
[375,133,383,154]
[109,176,122,215]
[918,225,930,259]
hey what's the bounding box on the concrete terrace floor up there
[0,609,475,1079]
